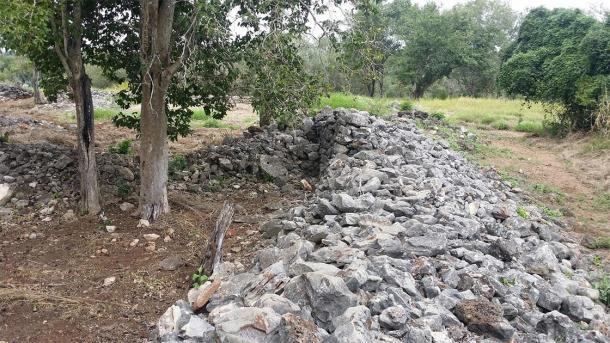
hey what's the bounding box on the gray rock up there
[379,306,408,329]
[404,234,447,257]
[0,183,13,206]
[117,166,135,181]
[253,294,301,315]
[328,306,375,342]
[159,255,185,271]
[453,298,515,341]
[260,154,289,180]
[213,306,281,341]
[283,272,358,330]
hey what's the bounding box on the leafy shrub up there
[108,139,132,155]
[589,237,610,249]
[430,111,445,121]
[400,100,414,111]
[169,155,187,176]
[499,8,610,132]
[595,274,610,306]
[117,182,133,199]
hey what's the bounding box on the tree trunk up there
[139,81,170,220]
[412,84,425,99]
[32,67,43,105]
[52,2,101,215]
[69,65,101,214]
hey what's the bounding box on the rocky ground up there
[0,90,609,342]
[157,109,609,342]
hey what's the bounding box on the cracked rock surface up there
[157,109,609,342]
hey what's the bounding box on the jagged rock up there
[379,306,408,329]
[327,306,375,342]
[453,298,515,341]
[0,183,13,206]
[278,313,328,343]
[213,306,282,341]
[283,272,358,331]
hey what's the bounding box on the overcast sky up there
[413,0,608,14]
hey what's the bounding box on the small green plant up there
[498,170,520,188]
[169,155,187,176]
[563,270,574,280]
[117,182,133,199]
[430,111,445,121]
[593,255,603,268]
[400,100,414,111]
[541,206,562,218]
[261,171,275,183]
[108,139,132,154]
[499,277,516,287]
[191,266,209,288]
[594,274,610,306]
[516,206,529,219]
[0,132,9,143]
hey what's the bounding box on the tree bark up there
[32,67,43,105]
[139,80,170,220]
[70,68,101,214]
[202,202,234,275]
[138,0,179,220]
[53,1,101,214]
[412,84,425,99]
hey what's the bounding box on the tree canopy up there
[498,7,610,131]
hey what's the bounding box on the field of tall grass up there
[314,92,547,133]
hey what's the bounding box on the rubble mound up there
[157,109,609,342]
[0,84,32,101]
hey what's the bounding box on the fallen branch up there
[201,201,234,276]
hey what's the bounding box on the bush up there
[430,111,445,120]
[108,139,132,155]
[399,100,414,111]
[169,155,187,176]
[595,274,610,306]
[515,120,543,134]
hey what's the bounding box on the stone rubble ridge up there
[157,108,609,343]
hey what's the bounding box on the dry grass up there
[0,284,130,308]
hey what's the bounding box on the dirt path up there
[478,129,609,237]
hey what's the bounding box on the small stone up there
[379,306,408,329]
[62,210,76,222]
[129,238,139,247]
[28,181,37,188]
[119,202,135,212]
[143,233,160,241]
[138,219,150,228]
[164,235,171,242]
[103,276,116,287]
[145,242,156,252]
[29,233,37,239]
[106,225,116,233]
[193,280,221,311]
[159,255,185,271]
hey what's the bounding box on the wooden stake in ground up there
[202,201,234,276]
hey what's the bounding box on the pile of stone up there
[0,143,136,217]
[0,84,32,101]
[157,109,609,342]
[35,89,116,111]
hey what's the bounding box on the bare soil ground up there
[0,98,306,342]
[474,129,609,239]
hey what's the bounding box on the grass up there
[515,120,544,134]
[588,237,610,249]
[94,108,122,121]
[583,135,610,153]
[531,182,566,203]
[516,206,529,219]
[191,108,237,129]
[313,92,394,117]
[593,193,610,210]
[415,97,546,132]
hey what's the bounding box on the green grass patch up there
[416,97,546,132]
[492,120,510,130]
[515,120,544,134]
[593,193,610,210]
[541,206,562,218]
[191,108,236,129]
[531,182,566,203]
[94,108,122,121]
[313,92,394,117]
[583,135,610,153]
[108,139,132,155]
[595,274,610,306]
[589,237,610,249]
